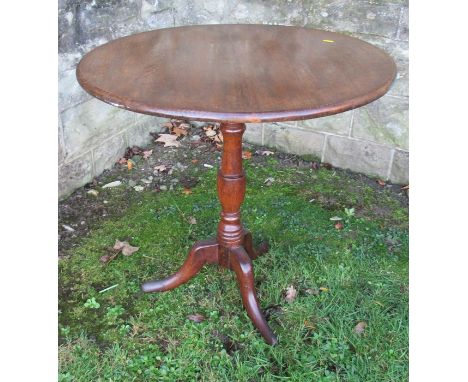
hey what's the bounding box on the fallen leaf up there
[172,126,188,136]
[401,185,409,190]
[182,188,193,195]
[319,287,329,292]
[311,162,320,170]
[187,216,197,225]
[205,128,217,137]
[127,159,134,170]
[155,134,181,147]
[335,222,344,230]
[304,320,316,331]
[191,159,199,164]
[377,179,386,186]
[187,313,206,323]
[142,150,153,159]
[113,240,139,256]
[322,162,333,170]
[242,151,252,159]
[154,165,167,173]
[354,321,367,335]
[285,285,297,303]
[87,189,99,197]
[118,157,127,164]
[178,122,191,130]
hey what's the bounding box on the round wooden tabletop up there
[77,24,396,123]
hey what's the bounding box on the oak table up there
[77,24,396,345]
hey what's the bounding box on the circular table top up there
[77,24,396,123]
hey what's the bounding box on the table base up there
[141,230,277,345]
[141,122,278,345]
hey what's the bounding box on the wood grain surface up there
[77,24,396,123]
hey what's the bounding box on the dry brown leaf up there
[154,165,167,173]
[377,179,386,186]
[172,126,188,137]
[113,240,139,256]
[242,151,252,159]
[155,134,181,147]
[182,188,192,195]
[285,285,297,303]
[178,122,191,130]
[142,150,153,159]
[354,321,367,335]
[127,159,134,170]
[187,313,205,323]
[191,159,199,164]
[205,129,217,137]
[187,216,197,225]
[401,185,409,190]
[304,319,316,331]
[118,157,127,165]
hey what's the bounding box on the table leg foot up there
[229,246,278,345]
[141,239,218,293]
[243,229,269,260]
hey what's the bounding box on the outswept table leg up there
[141,239,218,293]
[243,229,269,260]
[229,246,278,345]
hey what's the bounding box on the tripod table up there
[77,24,396,345]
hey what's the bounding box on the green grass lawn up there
[59,158,408,381]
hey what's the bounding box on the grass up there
[59,159,408,381]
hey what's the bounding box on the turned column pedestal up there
[141,123,277,345]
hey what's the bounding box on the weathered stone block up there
[263,124,325,156]
[323,135,392,179]
[389,149,408,184]
[244,123,263,145]
[298,110,353,136]
[126,115,167,148]
[59,0,140,53]
[58,115,66,164]
[59,68,92,111]
[352,94,408,150]
[304,0,401,39]
[61,98,139,158]
[93,133,127,176]
[225,0,305,26]
[140,0,174,29]
[58,151,93,199]
[397,6,408,41]
[172,0,226,25]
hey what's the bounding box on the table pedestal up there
[142,122,277,345]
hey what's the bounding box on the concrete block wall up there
[58,0,408,198]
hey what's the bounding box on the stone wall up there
[59,0,408,198]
